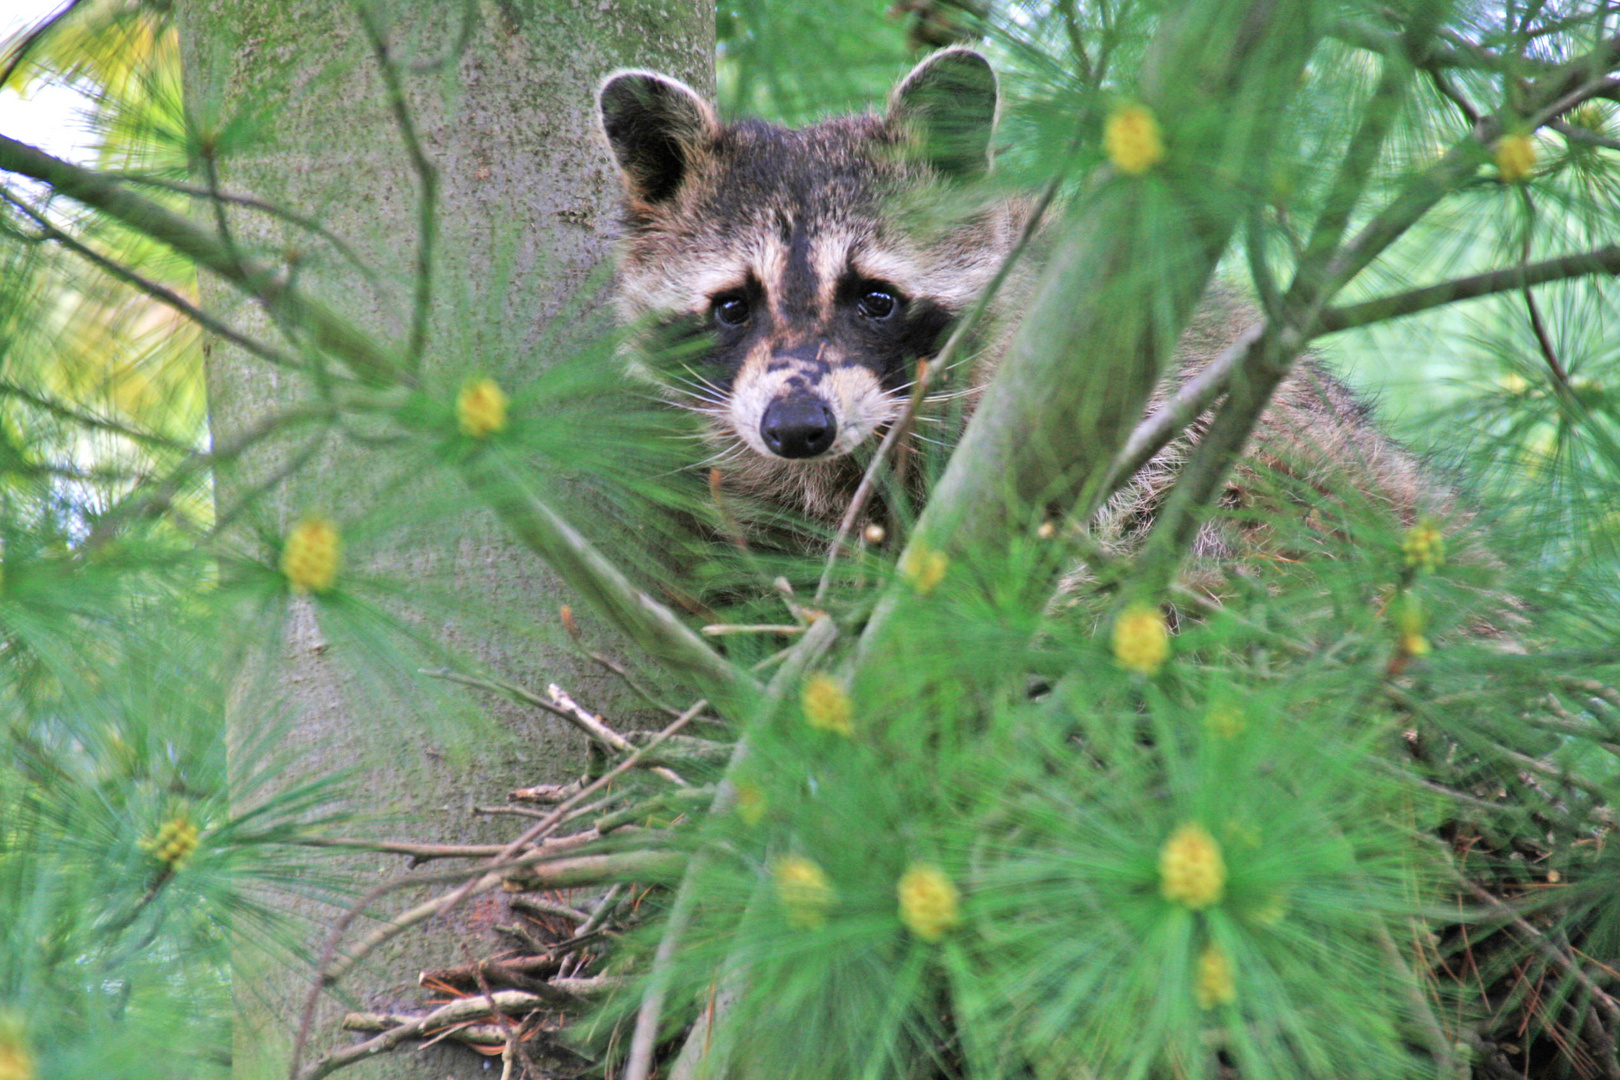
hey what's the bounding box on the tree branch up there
[1,185,305,372]
[858,0,1325,657]
[0,133,402,385]
[1315,244,1620,333]
[623,615,838,1080]
[357,3,437,371]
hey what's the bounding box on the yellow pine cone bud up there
[281,516,340,594]
[801,672,854,736]
[900,541,949,594]
[1494,132,1535,183]
[1194,944,1237,1009]
[897,862,962,942]
[142,812,200,869]
[1113,602,1170,675]
[457,377,509,438]
[733,779,767,827]
[1402,521,1445,572]
[1160,823,1226,909]
[1390,592,1430,656]
[774,856,836,929]
[1104,102,1165,175]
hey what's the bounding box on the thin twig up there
[357,3,437,371]
[549,682,687,785]
[288,700,706,1080]
[700,623,805,637]
[1095,322,1265,507]
[2,186,305,371]
[0,133,402,384]
[1517,188,1570,385]
[420,666,687,784]
[314,986,614,1079]
[1467,882,1620,1031]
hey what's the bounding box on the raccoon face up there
[598,49,1007,473]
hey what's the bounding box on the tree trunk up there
[177,3,712,1077]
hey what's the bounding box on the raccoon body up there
[596,50,1427,547]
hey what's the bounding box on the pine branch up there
[0,133,402,385]
[1123,32,1620,599]
[858,0,1325,658]
[623,615,838,1080]
[1,185,305,372]
[1315,245,1620,333]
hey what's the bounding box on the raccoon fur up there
[596,49,1429,555]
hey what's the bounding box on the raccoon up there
[596,49,1428,553]
[596,48,1032,525]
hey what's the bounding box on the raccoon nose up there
[761,397,837,459]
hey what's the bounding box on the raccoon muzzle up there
[760,395,838,459]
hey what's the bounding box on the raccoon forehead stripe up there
[811,231,857,315]
[686,265,753,310]
[846,248,981,309]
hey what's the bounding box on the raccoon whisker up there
[664,373,733,403]
[668,388,732,409]
[922,387,984,404]
[702,443,753,469]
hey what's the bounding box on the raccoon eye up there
[712,293,751,328]
[858,287,898,320]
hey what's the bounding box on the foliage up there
[3,0,1620,1078]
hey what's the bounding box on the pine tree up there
[3,0,1620,1078]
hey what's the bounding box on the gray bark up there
[178,2,711,1077]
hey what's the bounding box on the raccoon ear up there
[598,71,718,205]
[887,47,998,179]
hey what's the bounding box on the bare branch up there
[288,699,707,1080]
[357,4,437,372]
